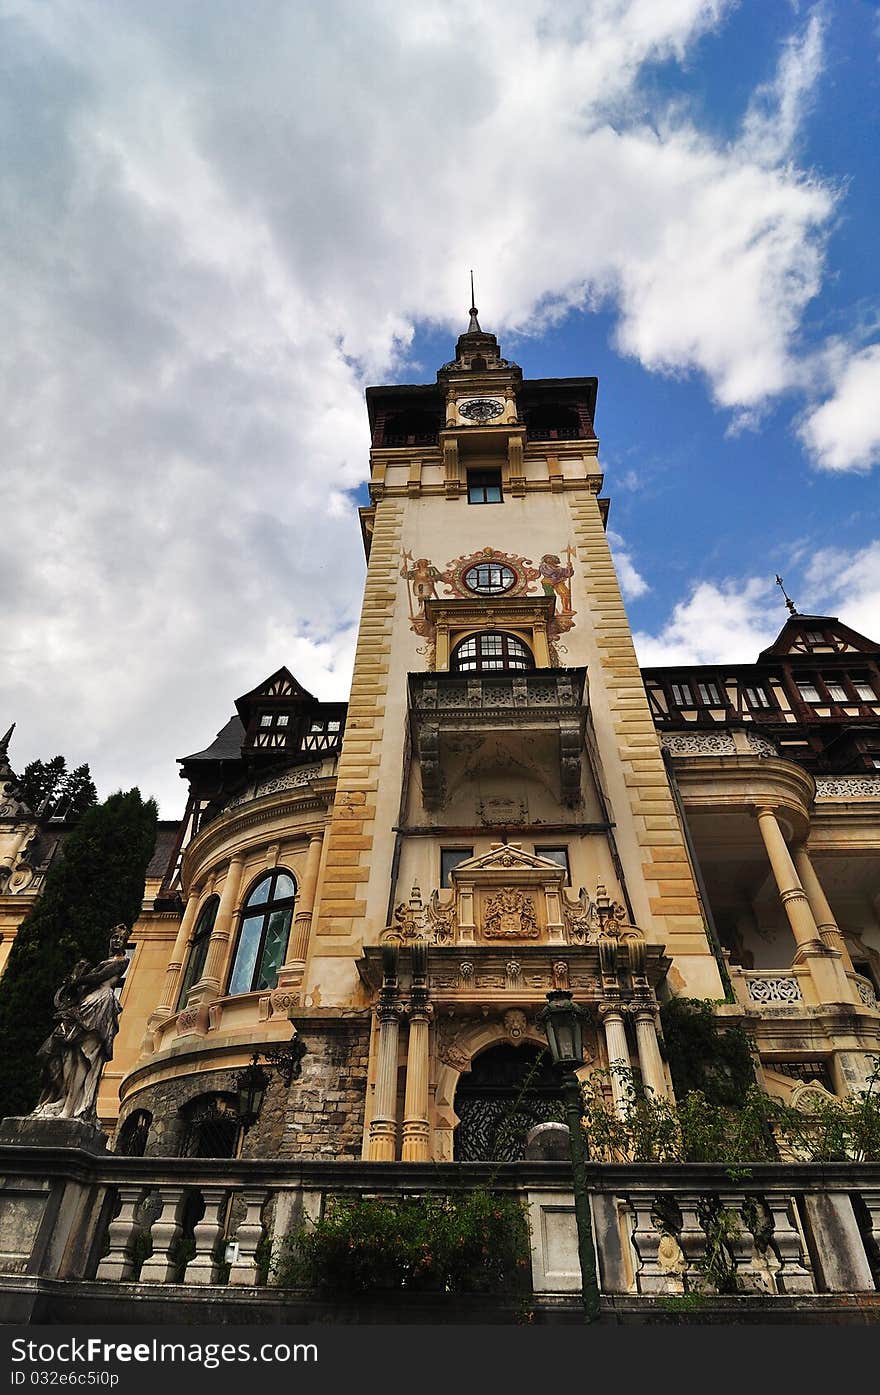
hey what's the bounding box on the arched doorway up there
[453,1043,563,1161]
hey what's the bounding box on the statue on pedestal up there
[32,926,129,1124]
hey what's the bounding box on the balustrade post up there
[139,1186,187,1283]
[677,1196,707,1287]
[95,1186,145,1282]
[184,1188,228,1286]
[227,1190,268,1287]
[764,1194,814,1293]
[628,1194,685,1294]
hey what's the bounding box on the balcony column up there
[278,831,324,987]
[401,943,432,1162]
[792,844,855,971]
[599,1005,632,1116]
[633,1005,668,1099]
[153,889,200,1019]
[368,946,402,1161]
[754,809,822,954]
[188,855,246,1007]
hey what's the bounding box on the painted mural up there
[400,544,577,661]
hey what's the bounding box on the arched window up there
[179,1095,240,1159]
[176,896,219,1009]
[451,632,534,674]
[227,869,296,996]
[115,1109,152,1157]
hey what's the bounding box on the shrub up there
[272,1189,530,1295]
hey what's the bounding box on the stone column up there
[755,809,822,954]
[401,943,432,1162]
[368,946,401,1162]
[633,1005,667,1098]
[191,855,245,999]
[600,1006,632,1116]
[279,832,324,986]
[153,890,200,1019]
[793,844,855,971]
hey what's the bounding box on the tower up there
[304,300,725,1161]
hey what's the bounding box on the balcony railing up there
[0,1149,878,1319]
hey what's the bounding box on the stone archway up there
[433,1020,564,1162]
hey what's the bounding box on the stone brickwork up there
[114,1018,370,1161]
[279,1018,370,1159]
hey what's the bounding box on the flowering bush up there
[272,1189,530,1295]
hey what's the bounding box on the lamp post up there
[538,989,601,1323]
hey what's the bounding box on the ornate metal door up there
[453,1044,563,1161]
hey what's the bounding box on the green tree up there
[659,996,757,1107]
[0,789,158,1118]
[20,756,98,821]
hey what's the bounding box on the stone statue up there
[32,926,129,1123]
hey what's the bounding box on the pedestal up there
[0,1115,107,1153]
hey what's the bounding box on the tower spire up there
[467,269,481,333]
[775,575,799,616]
[0,723,14,760]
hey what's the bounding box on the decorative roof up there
[757,614,880,660]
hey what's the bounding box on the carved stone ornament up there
[483,888,539,940]
[660,731,737,756]
[382,882,455,944]
[815,775,880,800]
[503,1009,528,1044]
[551,961,570,991]
[747,975,803,1003]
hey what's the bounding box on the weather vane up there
[775,574,799,616]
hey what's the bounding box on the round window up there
[464,562,516,596]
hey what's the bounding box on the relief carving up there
[483,888,539,940]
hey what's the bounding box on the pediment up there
[449,842,566,881]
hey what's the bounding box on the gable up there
[758,615,880,661]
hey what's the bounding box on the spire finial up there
[0,723,14,759]
[775,575,799,616]
[467,269,481,333]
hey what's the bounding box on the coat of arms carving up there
[483,888,539,939]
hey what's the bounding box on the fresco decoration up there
[400,544,578,654]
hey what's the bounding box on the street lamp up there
[235,1057,270,1131]
[538,989,601,1323]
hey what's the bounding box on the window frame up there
[227,869,297,997]
[463,562,516,596]
[670,681,694,706]
[450,630,535,673]
[466,469,504,505]
[534,846,570,882]
[176,897,220,1009]
[744,684,772,710]
[441,848,474,887]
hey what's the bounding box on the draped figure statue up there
[32,925,129,1123]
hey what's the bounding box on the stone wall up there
[114,1016,370,1160]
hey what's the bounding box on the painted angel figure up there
[32,925,130,1123]
[539,548,575,612]
[400,551,442,615]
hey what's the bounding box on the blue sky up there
[1,1,879,813]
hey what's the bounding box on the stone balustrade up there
[0,1146,878,1320]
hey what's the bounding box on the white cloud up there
[802,542,880,642]
[633,578,779,665]
[633,539,880,668]
[0,2,844,809]
[608,531,650,599]
[799,343,880,472]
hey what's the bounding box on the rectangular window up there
[467,469,503,504]
[853,678,876,701]
[534,846,570,882]
[804,631,825,644]
[441,848,473,886]
[260,713,273,727]
[670,682,693,706]
[824,681,847,702]
[697,681,722,704]
[744,686,771,709]
[277,714,289,726]
[796,681,821,703]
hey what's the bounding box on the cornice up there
[181,783,334,891]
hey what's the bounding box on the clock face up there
[458,397,504,423]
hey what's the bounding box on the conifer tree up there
[0,788,158,1119]
[19,756,98,820]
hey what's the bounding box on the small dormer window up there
[805,631,825,645]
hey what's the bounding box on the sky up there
[2,0,880,817]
